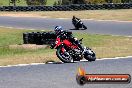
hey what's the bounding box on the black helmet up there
[73,16,76,19]
[54,26,63,35]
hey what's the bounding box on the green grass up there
[74,33,105,47]
[0,28,43,46]
[46,0,58,6]
[0,0,56,6]
[0,0,27,6]
[0,27,132,66]
[0,28,49,57]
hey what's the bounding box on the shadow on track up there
[45,60,91,64]
[69,28,86,30]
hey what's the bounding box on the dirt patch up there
[0,9,132,21]
[9,44,49,49]
[0,13,49,18]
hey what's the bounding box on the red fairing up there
[63,39,78,49]
[63,40,72,46]
[54,38,78,49]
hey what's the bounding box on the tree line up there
[9,0,132,6]
[60,0,132,4]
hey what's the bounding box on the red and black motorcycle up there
[51,37,96,63]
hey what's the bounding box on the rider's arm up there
[76,17,80,20]
[50,43,55,49]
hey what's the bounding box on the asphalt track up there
[0,58,132,88]
[0,16,132,88]
[0,16,132,36]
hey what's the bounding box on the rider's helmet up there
[54,26,63,35]
[73,16,76,19]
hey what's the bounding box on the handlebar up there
[79,38,83,42]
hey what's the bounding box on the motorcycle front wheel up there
[56,47,73,63]
[84,49,96,61]
[83,25,87,30]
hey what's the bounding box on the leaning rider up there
[72,16,81,26]
[51,26,83,51]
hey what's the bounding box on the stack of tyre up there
[23,32,56,45]
[0,4,132,11]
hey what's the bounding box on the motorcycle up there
[51,37,96,63]
[72,19,87,30]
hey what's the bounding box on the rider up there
[72,16,81,26]
[51,26,83,51]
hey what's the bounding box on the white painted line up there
[0,26,37,31]
[0,15,131,23]
[57,18,69,20]
[98,56,132,61]
[30,63,45,65]
[0,26,23,29]
[29,29,35,30]
[4,27,14,29]
[0,63,45,68]
[41,30,45,31]
[0,26,6,28]
[80,59,87,62]
[0,26,46,31]
[46,62,54,64]
[1,25,132,38]
[81,56,132,62]
[0,56,131,68]
[93,19,132,23]
[55,18,132,23]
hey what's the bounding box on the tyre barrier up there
[0,3,132,11]
[23,32,57,45]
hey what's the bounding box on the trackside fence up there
[0,3,132,11]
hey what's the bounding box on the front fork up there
[61,47,69,56]
[61,47,65,53]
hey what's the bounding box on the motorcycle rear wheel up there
[56,47,73,63]
[84,49,96,61]
[85,54,96,61]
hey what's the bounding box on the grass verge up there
[0,0,27,6]
[0,9,132,21]
[0,27,132,66]
[0,0,55,6]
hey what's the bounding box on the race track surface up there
[0,16,132,88]
[0,58,132,88]
[0,16,132,36]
